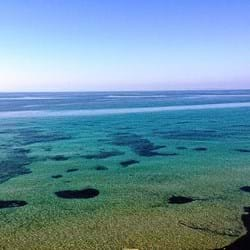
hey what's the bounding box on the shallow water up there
[1,90,250,249]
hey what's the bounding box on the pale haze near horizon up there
[0,0,250,92]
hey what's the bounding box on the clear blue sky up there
[0,0,250,91]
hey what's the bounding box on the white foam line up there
[1,102,250,118]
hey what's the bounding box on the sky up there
[0,0,250,91]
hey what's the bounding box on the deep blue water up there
[1,90,250,112]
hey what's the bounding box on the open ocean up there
[1,90,250,249]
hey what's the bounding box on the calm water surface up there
[0,90,250,249]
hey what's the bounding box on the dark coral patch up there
[94,165,108,171]
[52,175,63,179]
[168,195,194,204]
[231,124,250,128]
[235,149,250,153]
[176,121,189,125]
[120,160,139,167]
[135,144,166,157]
[164,153,178,156]
[217,207,250,250]
[55,188,99,199]
[193,147,207,151]
[118,126,132,129]
[49,155,69,161]
[66,168,79,173]
[111,132,166,157]
[13,148,31,154]
[12,148,32,165]
[97,138,110,143]
[0,200,27,209]
[82,150,124,159]
[17,128,72,145]
[155,129,220,141]
[240,186,250,192]
[0,148,32,184]
[43,146,52,152]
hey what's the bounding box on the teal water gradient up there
[0,91,250,249]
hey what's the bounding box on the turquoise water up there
[1,91,250,249]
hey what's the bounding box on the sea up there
[0,90,250,249]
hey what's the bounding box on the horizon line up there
[0,88,250,93]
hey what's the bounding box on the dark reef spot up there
[168,195,195,204]
[17,128,72,145]
[217,207,250,250]
[55,188,99,199]
[43,146,52,152]
[120,159,139,167]
[49,155,69,161]
[97,138,110,143]
[82,150,124,159]
[66,168,79,173]
[176,146,187,150]
[235,149,250,153]
[13,148,31,154]
[0,148,32,184]
[51,175,63,179]
[176,121,189,124]
[94,165,108,171]
[231,124,250,128]
[0,130,11,134]
[30,155,47,162]
[193,147,207,151]
[0,200,27,209]
[240,186,250,193]
[164,153,178,156]
[111,132,167,157]
[118,126,132,130]
[155,129,220,141]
